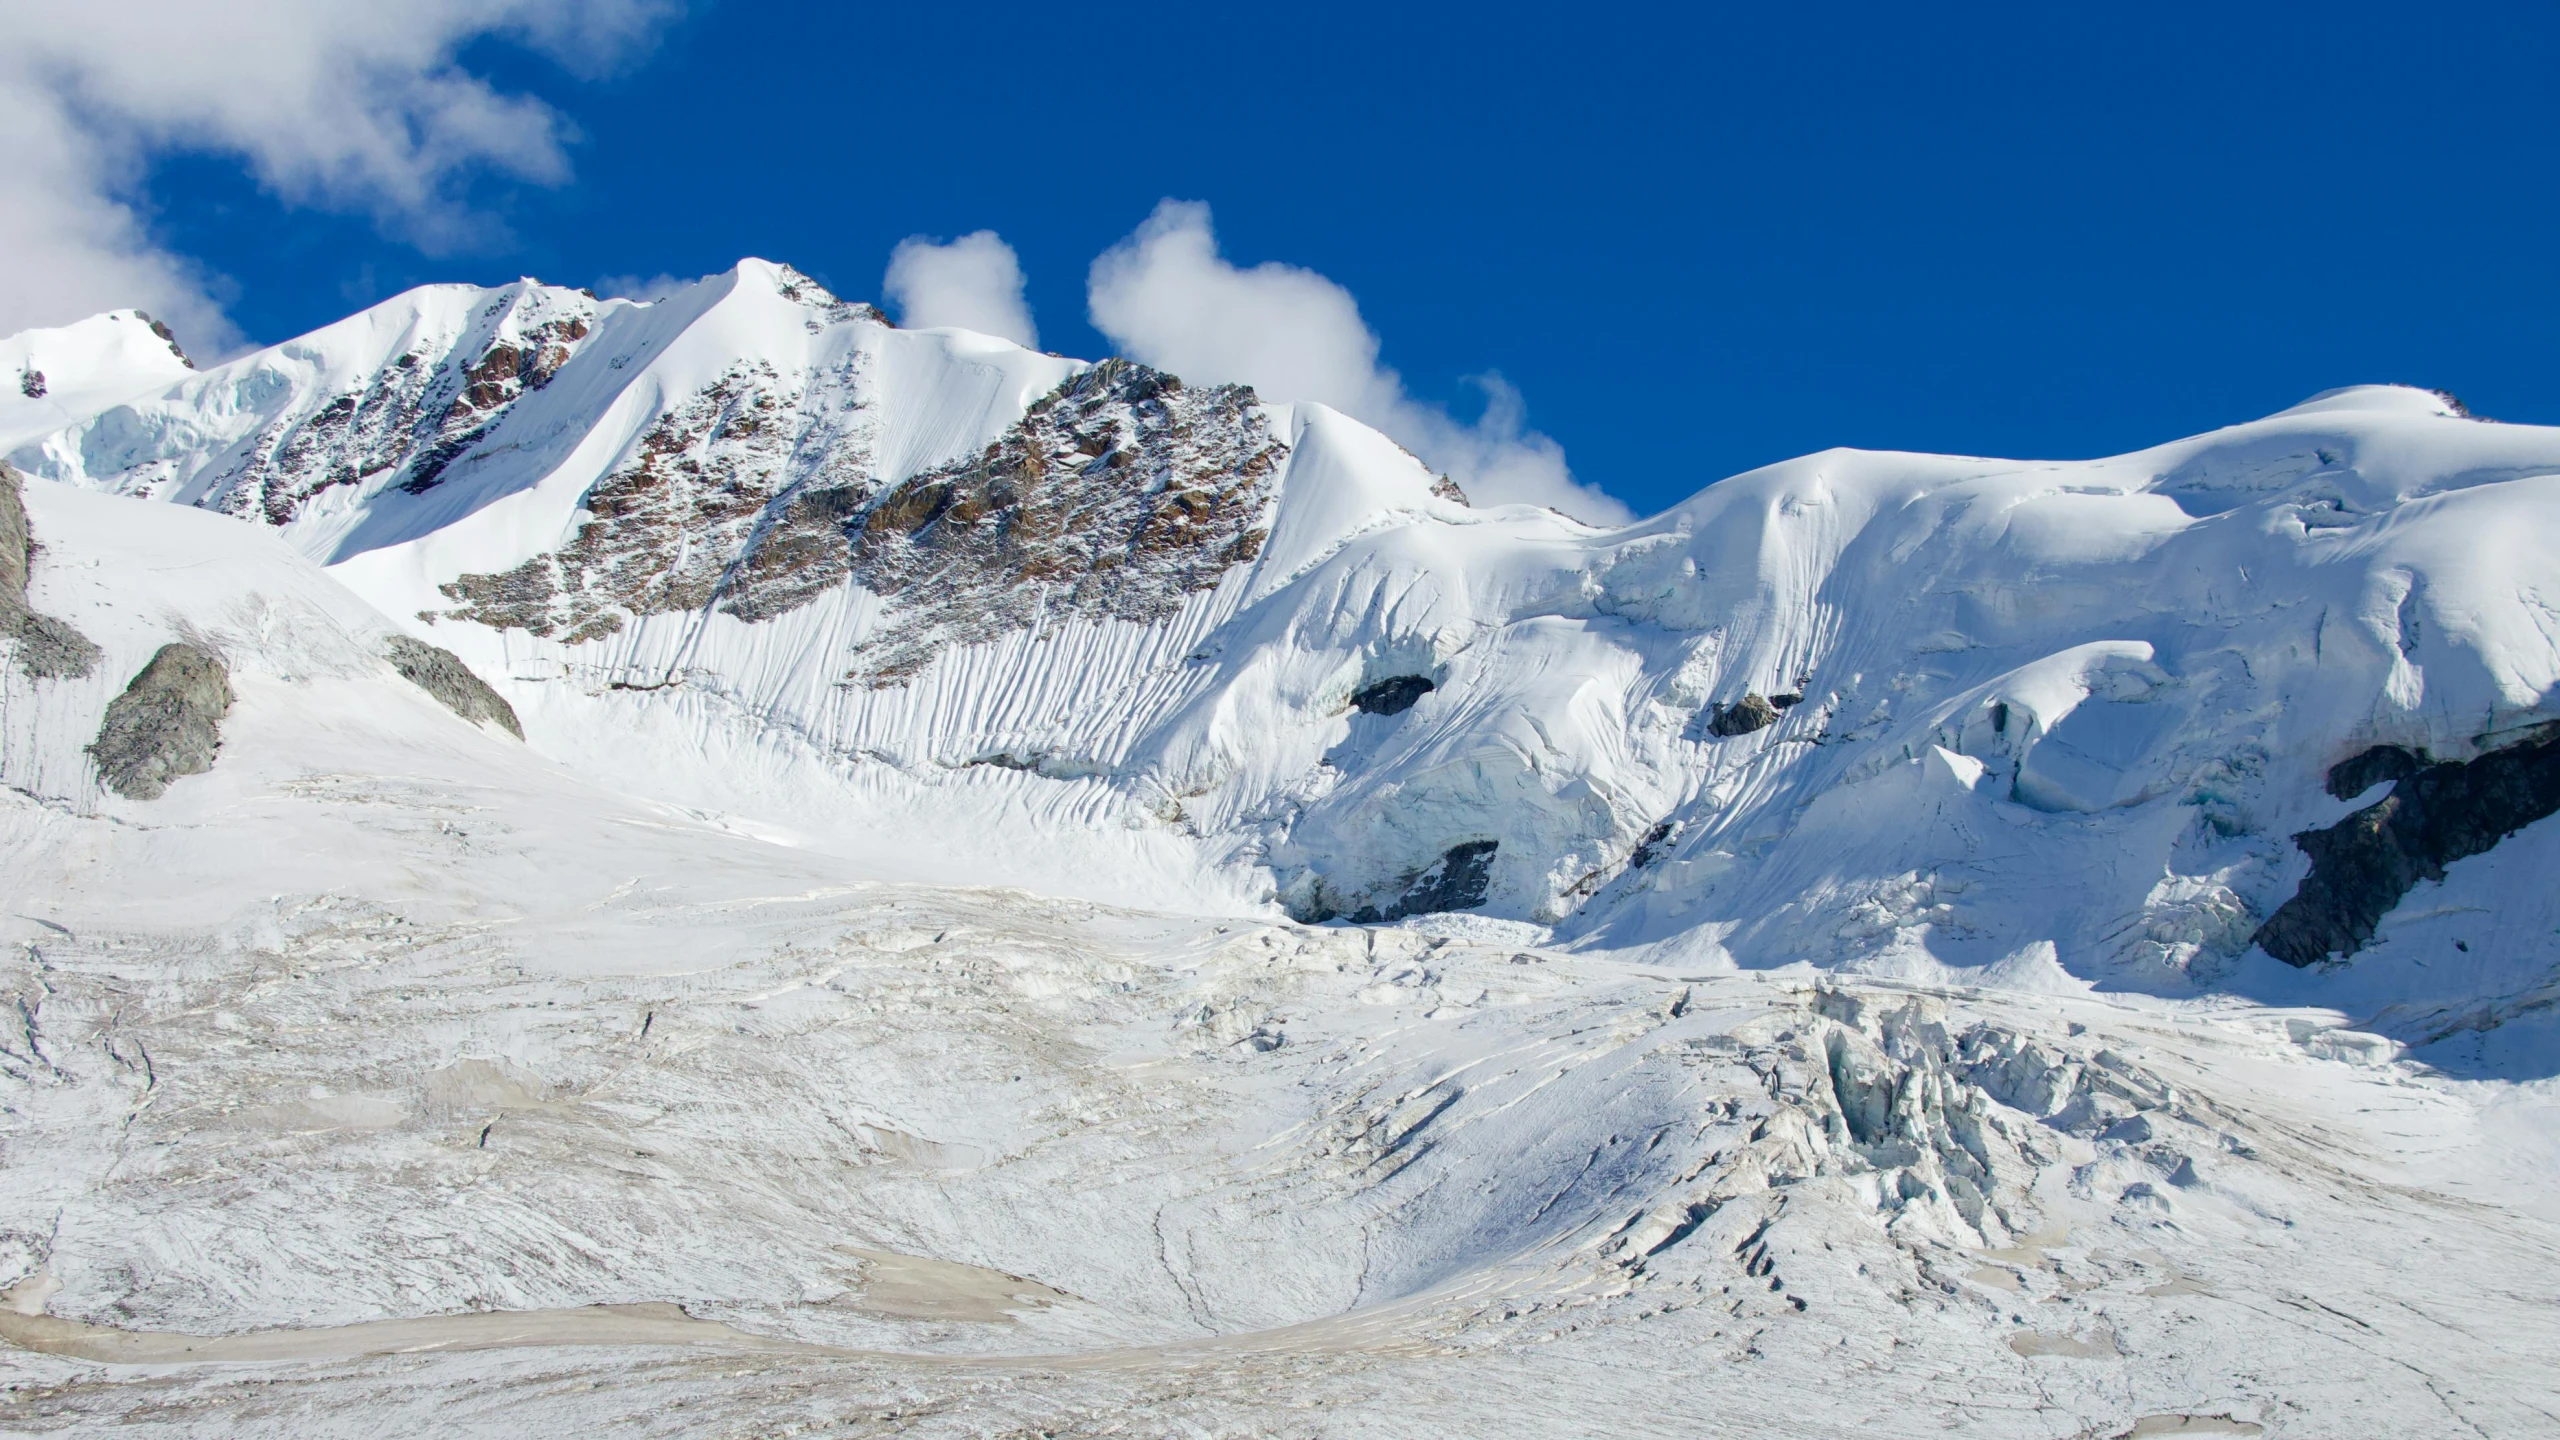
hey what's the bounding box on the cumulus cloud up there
[882,231,1037,348]
[0,0,680,352]
[1087,200,1630,524]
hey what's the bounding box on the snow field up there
[3,286,2560,1434]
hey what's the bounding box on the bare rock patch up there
[2257,725,2560,965]
[0,462,101,681]
[88,644,232,800]
[385,637,522,738]
[1707,692,1780,738]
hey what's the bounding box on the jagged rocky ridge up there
[221,289,597,525]
[426,345,1283,685]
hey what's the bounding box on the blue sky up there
[30,1,2560,516]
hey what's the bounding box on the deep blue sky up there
[147,2,2560,516]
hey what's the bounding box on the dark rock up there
[2324,743,2424,800]
[0,462,100,681]
[1768,692,1804,710]
[1628,820,1678,868]
[384,637,521,738]
[89,644,232,800]
[2256,723,2560,966]
[1351,675,1436,716]
[1708,693,1780,738]
[17,368,42,399]
[138,312,194,369]
[1346,840,1500,925]
[1430,474,1470,505]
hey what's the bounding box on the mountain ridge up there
[7,265,2560,1044]
[7,271,2560,1435]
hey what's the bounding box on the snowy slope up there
[6,283,2560,1436]
[12,273,2560,1042]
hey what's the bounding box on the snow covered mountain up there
[11,261,2560,1033]
[4,268,2559,1436]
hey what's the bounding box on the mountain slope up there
[5,281,2560,1437]
[10,272,2560,1047]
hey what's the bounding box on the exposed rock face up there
[435,352,1286,687]
[1626,819,1678,869]
[1708,693,1780,738]
[2256,726,2560,965]
[1351,675,1435,716]
[837,359,1283,685]
[385,637,522,738]
[211,287,599,526]
[0,463,101,681]
[2323,744,2422,800]
[435,356,857,643]
[89,643,233,800]
[138,312,193,368]
[1298,840,1500,925]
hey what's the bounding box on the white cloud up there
[594,272,691,304]
[882,231,1037,348]
[1086,200,1630,524]
[0,0,679,353]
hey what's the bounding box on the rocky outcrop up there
[1299,840,1500,925]
[1707,693,1780,738]
[212,287,598,526]
[436,350,1287,688]
[1626,819,1679,868]
[434,356,844,643]
[2322,744,2422,801]
[138,312,193,368]
[835,359,1284,685]
[385,637,522,738]
[89,644,232,799]
[2256,726,2560,965]
[0,463,101,681]
[1350,675,1435,716]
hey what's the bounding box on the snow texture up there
[3,280,2559,1436]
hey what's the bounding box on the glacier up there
[1,264,2556,1436]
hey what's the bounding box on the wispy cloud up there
[593,272,691,304]
[0,0,681,353]
[883,231,1037,348]
[1087,200,1628,524]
